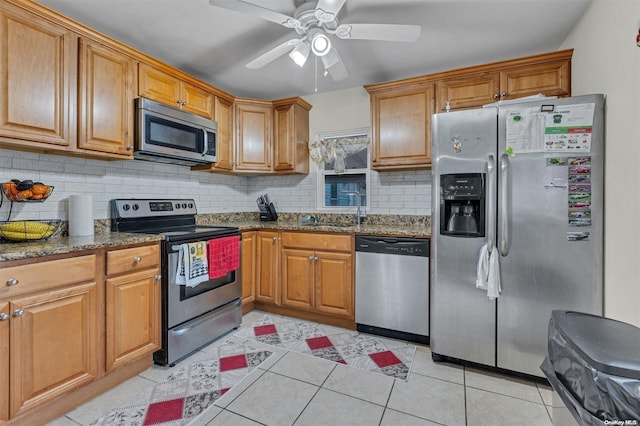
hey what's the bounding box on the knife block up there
[259,203,278,221]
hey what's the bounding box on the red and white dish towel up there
[175,241,209,287]
[208,236,240,279]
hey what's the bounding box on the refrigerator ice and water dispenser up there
[440,173,485,237]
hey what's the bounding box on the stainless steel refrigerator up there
[430,94,604,378]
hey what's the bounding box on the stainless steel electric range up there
[111,198,241,366]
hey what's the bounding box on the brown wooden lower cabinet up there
[241,231,256,308]
[255,230,280,304]
[0,242,161,424]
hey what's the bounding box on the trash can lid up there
[552,311,640,379]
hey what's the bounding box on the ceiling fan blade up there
[246,39,302,69]
[335,23,421,42]
[209,0,300,28]
[315,0,347,22]
[321,47,348,81]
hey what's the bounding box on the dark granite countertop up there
[0,232,163,262]
[0,213,431,262]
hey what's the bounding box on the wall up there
[560,0,640,326]
[1,87,431,220]
[0,149,250,221]
[248,87,432,215]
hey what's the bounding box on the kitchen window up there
[312,128,371,212]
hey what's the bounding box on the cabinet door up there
[0,5,76,148]
[234,101,272,172]
[255,231,279,303]
[9,282,99,418]
[371,84,434,170]
[500,60,570,100]
[281,248,314,311]
[273,103,310,174]
[213,96,234,171]
[105,269,160,372]
[181,82,213,119]
[0,302,8,421]
[314,251,353,318]
[78,38,135,157]
[437,72,500,111]
[138,63,181,107]
[241,231,256,305]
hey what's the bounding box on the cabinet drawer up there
[107,244,160,276]
[282,232,352,252]
[0,254,97,299]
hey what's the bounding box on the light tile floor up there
[47,310,554,426]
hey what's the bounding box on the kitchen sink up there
[301,222,354,228]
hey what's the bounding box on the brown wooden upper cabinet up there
[437,51,572,112]
[138,63,214,119]
[0,3,76,150]
[78,38,136,157]
[273,97,312,174]
[367,82,435,171]
[233,98,273,173]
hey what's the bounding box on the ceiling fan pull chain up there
[315,55,318,92]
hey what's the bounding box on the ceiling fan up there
[209,0,421,81]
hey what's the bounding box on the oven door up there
[167,244,241,328]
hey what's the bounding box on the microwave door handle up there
[201,128,208,157]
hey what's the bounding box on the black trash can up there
[541,310,640,426]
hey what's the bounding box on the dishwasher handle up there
[355,235,429,257]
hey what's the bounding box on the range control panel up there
[111,199,197,219]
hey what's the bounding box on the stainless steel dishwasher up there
[355,235,430,344]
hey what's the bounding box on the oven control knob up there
[132,204,139,211]
[122,204,130,211]
[174,203,180,209]
[182,203,187,209]
[188,203,194,209]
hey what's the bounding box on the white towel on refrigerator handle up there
[487,248,501,300]
[476,244,489,290]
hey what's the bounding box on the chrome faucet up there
[341,191,365,227]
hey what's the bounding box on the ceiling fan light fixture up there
[289,41,311,67]
[309,29,331,56]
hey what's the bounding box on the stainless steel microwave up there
[135,97,217,166]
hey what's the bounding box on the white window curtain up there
[309,130,370,173]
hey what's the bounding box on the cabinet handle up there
[501,91,507,98]
[493,93,499,99]
[0,313,9,321]
[13,309,24,317]
[6,278,18,286]
[133,256,142,263]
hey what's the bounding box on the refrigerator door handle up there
[499,153,510,256]
[486,154,496,252]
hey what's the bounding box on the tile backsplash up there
[0,149,431,221]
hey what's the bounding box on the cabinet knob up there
[308,256,314,260]
[133,256,142,263]
[0,313,9,321]
[13,309,24,318]
[272,237,278,242]
[493,93,499,99]
[372,158,377,163]
[6,278,18,286]
[176,100,182,105]
[126,145,134,151]
[288,163,293,167]
[501,91,507,98]
[154,274,162,280]
[314,256,319,261]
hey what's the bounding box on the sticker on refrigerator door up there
[543,103,595,153]
[568,209,592,226]
[567,231,590,241]
[452,136,462,153]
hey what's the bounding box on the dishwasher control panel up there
[355,236,429,257]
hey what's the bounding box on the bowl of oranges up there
[2,179,54,202]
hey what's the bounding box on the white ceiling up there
[38,0,591,100]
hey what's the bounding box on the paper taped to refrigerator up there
[505,103,596,154]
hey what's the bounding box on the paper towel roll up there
[68,194,94,237]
